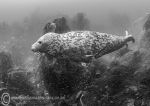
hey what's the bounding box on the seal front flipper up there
[76,55,94,63]
[84,55,95,63]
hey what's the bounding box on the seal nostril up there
[31,48,34,51]
[31,46,35,52]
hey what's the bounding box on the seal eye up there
[38,41,42,44]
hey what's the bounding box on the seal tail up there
[124,30,135,43]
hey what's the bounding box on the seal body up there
[31,31,134,61]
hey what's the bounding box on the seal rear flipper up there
[125,30,135,43]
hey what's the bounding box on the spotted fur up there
[31,31,134,60]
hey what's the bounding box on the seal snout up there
[31,44,36,52]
